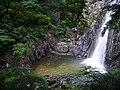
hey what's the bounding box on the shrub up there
[0,67,48,90]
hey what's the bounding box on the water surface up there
[33,55,82,76]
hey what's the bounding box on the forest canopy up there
[0,0,86,56]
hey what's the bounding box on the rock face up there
[0,0,119,69]
[0,39,50,69]
[104,0,120,68]
[5,1,104,67]
[20,39,50,67]
[50,31,95,59]
[105,30,120,68]
[28,40,50,63]
[49,0,120,68]
[0,52,13,69]
[49,0,105,59]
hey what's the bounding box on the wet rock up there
[56,42,69,53]
[49,0,104,59]
[28,40,50,63]
[105,30,120,68]
[44,74,94,90]
[0,52,13,69]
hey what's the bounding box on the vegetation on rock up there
[0,0,120,90]
[0,67,48,90]
[107,4,120,30]
[0,0,86,58]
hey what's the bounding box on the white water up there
[81,0,117,73]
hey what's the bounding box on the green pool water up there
[33,55,83,76]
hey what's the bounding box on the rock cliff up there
[105,0,120,68]
[49,0,120,68]
[1,0,119,69]
[49,0,105,59]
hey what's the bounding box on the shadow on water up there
[33,55,83,76]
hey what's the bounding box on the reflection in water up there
[33,55,82,76]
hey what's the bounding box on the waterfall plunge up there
[81,0,117,73]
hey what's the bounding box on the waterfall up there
[81,0,117,73]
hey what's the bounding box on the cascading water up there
[81,0,117,73]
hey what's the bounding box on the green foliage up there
[0,67,48,90]
[0,0,87,57]
[0,0,55,56]
[88,69,120,90]
[106,4,120,54]
[4,74,48,90]
[59,0,87,28]
[0,35,15,46]
[13,43,28,56]
[107,4,120,30]
[78,68,120,90]
[58,79,82,90]
[53,21,67,36]
[58,68,120,90]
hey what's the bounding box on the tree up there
[0,67,48,90]
[0,0,55,56]
[59,0,87,28]
[107,4,120,30]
